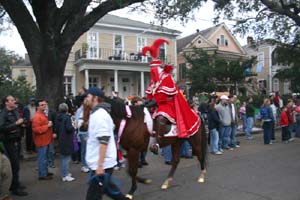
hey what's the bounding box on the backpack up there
[260,106,269,120]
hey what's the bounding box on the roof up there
[98,14,181,35]
[177,25,221,52]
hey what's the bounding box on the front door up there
[119,76,131,98]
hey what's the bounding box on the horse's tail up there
[200,117,208,169]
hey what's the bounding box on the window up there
[273,78,279,92]
[258,52,264,67]
[87,32,99,59]
[284,79,291,94]
[220,35,225,46]
[20,70,26,77]
[89,77,99,88]
[159,43,166,62]
[114,35,123,57]
[197,40,202,44]
[137,37,147,62]
[64,76,72,95]
[217,35,228,46]
[179,63,187,80]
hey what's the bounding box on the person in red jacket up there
[280,106,290,143]
[31,99,55,180]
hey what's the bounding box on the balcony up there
[74,48,171,65]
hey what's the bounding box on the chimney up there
[25,53,30,64]
[247,36,253,46]
[196,29,200,33]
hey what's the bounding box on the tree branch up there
[60,0,144,48]
[0,0,42,65]
[261,0,300,26]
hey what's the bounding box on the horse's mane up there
[105,97,127,119]
[104,97,144,120]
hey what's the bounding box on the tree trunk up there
[33,47,70,110]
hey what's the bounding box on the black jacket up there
[55,112,75,155]
[0,108,22,142]
[208,109,221,130]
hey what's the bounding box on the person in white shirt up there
[84,87,128,200]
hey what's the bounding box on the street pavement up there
[14,131,300,200]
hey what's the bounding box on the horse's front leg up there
[161,141,180,190]
[126,148,139,199]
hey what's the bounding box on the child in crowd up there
[280,106,290,143]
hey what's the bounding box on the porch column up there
[85,69,89,89]
[140,71,145,97]
[114,69,118,92]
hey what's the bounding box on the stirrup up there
[149,144,159,155]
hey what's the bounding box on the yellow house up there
[12,14,181,98]
[177,23,247,94]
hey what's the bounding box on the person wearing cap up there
[23,97,36,153]
[142,39,200,154]
[245,96,255,139]
[216,95,232,151]
[84,87,129,200]
[228,95,240,148]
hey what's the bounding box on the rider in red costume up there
[142,39,201,153]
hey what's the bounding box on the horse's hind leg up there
[162,141,180,190]
[188,129,207,183]
[126,148,139,199]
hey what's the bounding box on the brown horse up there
[103,97,207,199]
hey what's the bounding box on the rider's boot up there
[149,143,159,155]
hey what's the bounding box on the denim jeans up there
[79,132,88,167]
[210,128,219,153]
[47,142,55,167]
[162,145,172,162]
[61,154,71,177]
[245,117,254,138]
[86,169,128,200]
[230,125,237,148]
[241,114,247,132]
[289,123,296,138]
[37,145,49,177]
[180,140,191,157]
[263,121,272,144]
[219,126,231,149]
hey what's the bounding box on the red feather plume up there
[142,38,169,58]
[163,64,173,74]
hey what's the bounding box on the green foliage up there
[0,76,36,105]
[0,47,33,104]
[0,47,23,82]
[184,48,254,94]
[274,35,300,92]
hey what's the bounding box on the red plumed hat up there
[142,38,169,59]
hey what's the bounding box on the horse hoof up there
[198,173,205,183]
[161,183,169,190]
[144,179,152,184]
[161,178,172,190]
[126,194,133,200]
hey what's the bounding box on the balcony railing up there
[74,48,171,64]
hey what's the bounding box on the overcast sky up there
[0,0,246,57]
